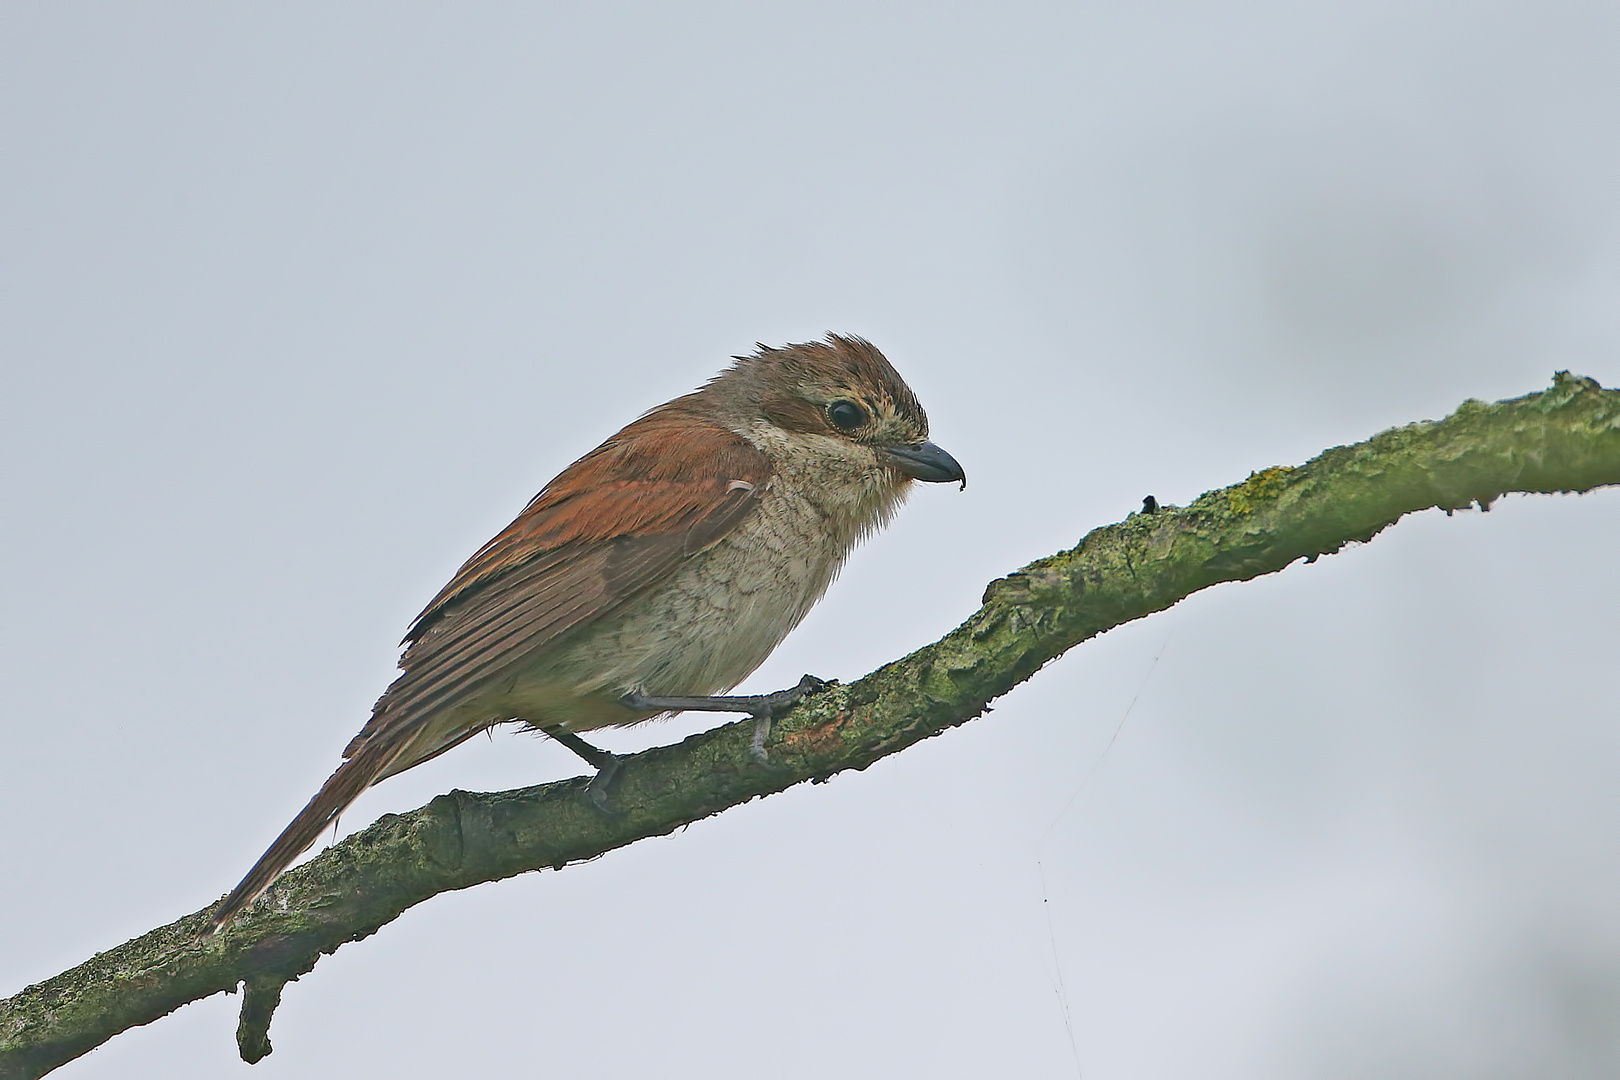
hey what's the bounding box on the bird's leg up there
[539,725,623,813]
[622,674,829,765]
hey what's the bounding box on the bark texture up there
[4,372,1618,1079]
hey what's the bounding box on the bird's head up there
[702,333,966,491]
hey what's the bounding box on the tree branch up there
[4,372,1618,1079]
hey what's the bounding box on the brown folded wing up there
[211,402,770,928]
[356,401,773,760]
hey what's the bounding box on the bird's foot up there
[622,674,831,766]
[541,726,625,816]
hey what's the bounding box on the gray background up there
[4,3,1619,1077]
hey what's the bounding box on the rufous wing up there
[211,399,771,928]
[364,399,773,762]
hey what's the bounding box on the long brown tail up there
[208,735,409,931]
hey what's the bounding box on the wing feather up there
[212,405,771,927]
[349,404,772,758]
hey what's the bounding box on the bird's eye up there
[827,400,867,431]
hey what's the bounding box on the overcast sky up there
[4,3,1619,1077]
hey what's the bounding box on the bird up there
[209,333,963,929]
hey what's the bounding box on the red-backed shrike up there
[212,334,963,927]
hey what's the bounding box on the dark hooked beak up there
[879,441,966,489]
